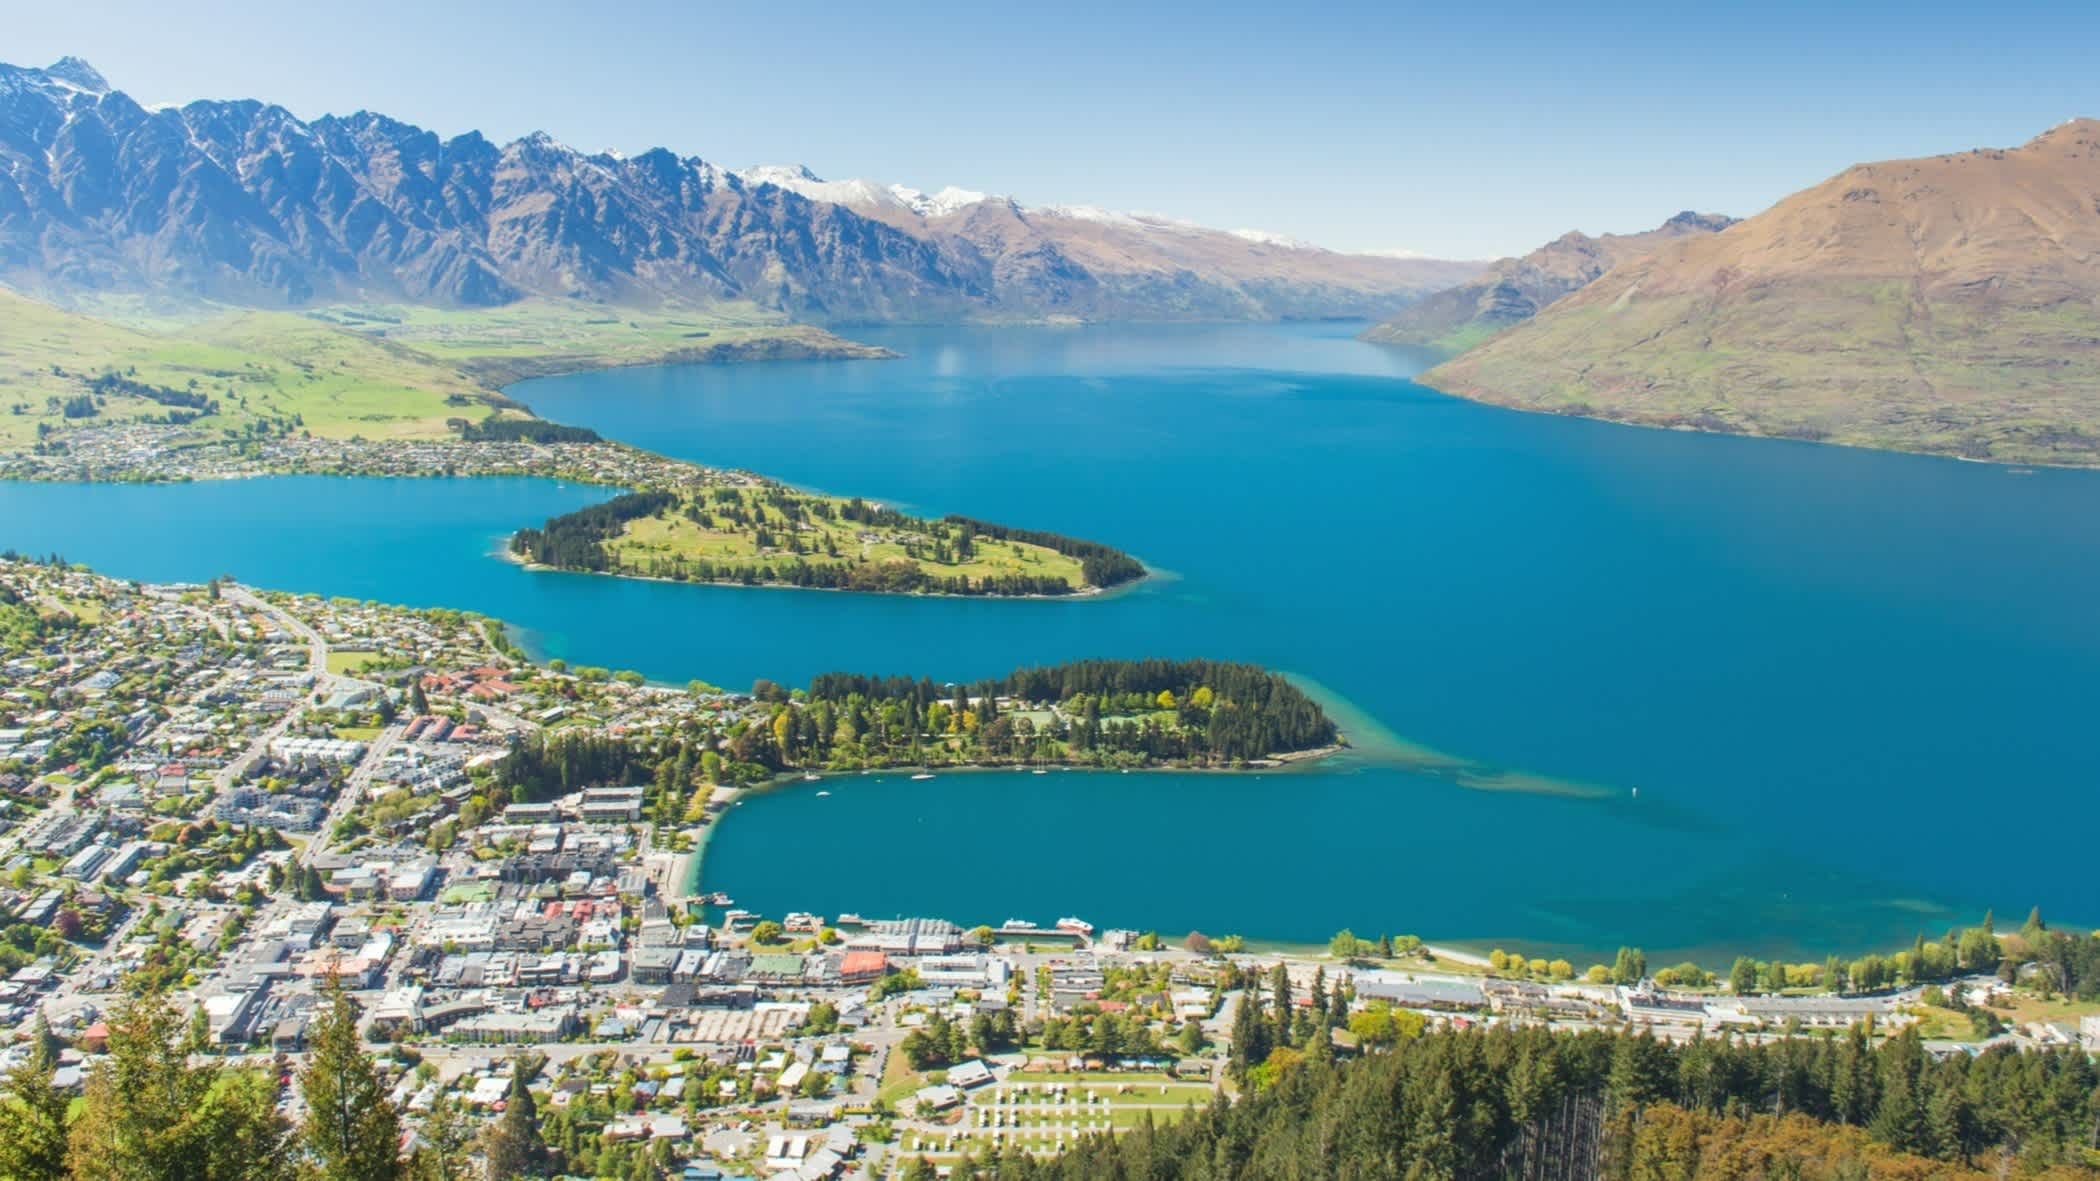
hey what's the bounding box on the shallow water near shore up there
[7,320,2100,962]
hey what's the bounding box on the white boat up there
[815,790,831,798]
[1056,916,1095,936]
[911,772,935,781]
[1032,769,1047,775]
[803,773,821,781]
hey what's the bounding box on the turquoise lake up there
[5,320,2098,963]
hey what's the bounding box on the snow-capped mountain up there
[0,57,1476,321]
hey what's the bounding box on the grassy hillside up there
[0,290,511,450]
[0,292,893,456]
[1423,122,2100,465]
[309,299,895,385]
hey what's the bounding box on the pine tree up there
[299,982,404,1181]
[482,1063,550,1180]
[66,991,289,1181]
[0,1026,69,1181]
[411,1096,476,1181]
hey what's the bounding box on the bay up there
[6,320,2098,961]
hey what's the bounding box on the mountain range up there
[0,58,1474,322]
[1360,211,1735,350]
[1421,120,2100,464]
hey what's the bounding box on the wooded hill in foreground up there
[510,488,1146,596]
[954,1015,2100,1181]
[1424,120,2100,466]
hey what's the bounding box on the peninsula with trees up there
[509,487,1147,597]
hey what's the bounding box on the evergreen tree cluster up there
[510,490,676,571]
[969,1022,2100,1181]
[84,371,216,412]
[940,515,1148,588]
[511,487,1144,595]
[492,730,661,803]
[805,659,1338,763]
[458,419,601,444]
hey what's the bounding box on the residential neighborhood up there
[1,556,2095,1179]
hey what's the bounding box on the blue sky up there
[10,0,2097,258]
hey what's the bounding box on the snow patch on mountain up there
[740,165,1339,252]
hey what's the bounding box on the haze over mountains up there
[1422,120,2100,464]
[1361,211,1735,350]
[0,58,1474,322]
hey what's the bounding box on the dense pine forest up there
[509,490,676,571]
[477,661,1339,812]
[797,659,1340,767]
[459,419,602,443]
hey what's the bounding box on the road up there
[301,721,408,866]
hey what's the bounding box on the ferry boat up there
[835,912,867,927]
[783,912,823,932]
[723,908,757,928]
[1056,916,1095,936]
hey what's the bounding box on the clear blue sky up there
[11,0,2097,258]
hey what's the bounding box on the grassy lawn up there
[602,486,1089,591]
[326,651,379,675]
[333,726,383,741]
[1989,992,2100,1027]
[875,1047,926,1109]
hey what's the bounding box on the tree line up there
[940,515,1147,588]
[791,659,1338,766]
[947,988,2100,1181]
[0,982,530,1181]
[458,419,601,444]
[509,491,675,571]
[511,486,1144,595]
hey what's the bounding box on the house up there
[763,1134,812,1170]
[946,1059,995,1089]
[836,950,887,984]
[578,786,645,824]
[913,1084,962,1113]
[1353,972,1487,1011]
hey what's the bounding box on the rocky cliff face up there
[0,58,1469,322]
[1360,212,1734,350]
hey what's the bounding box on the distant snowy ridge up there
[735,165,1341,253]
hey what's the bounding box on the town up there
[0,555,2096,1180]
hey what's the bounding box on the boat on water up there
[803,773,822,781]
[815,790,831,798]
[911,772,935,781]
[1032,769,1047,775]
[702,892,734,907]
[1056,916,1095,936]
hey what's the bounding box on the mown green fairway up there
[606,488,1089,591]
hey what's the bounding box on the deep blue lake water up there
[6,320,2098,962]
